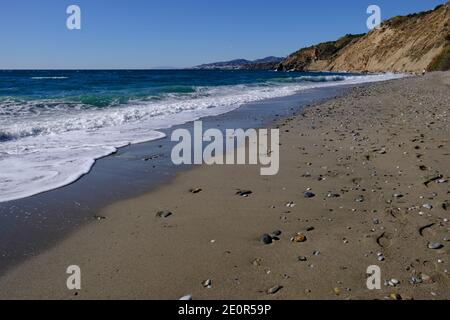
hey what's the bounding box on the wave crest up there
[0,72,405,203]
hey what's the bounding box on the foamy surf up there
[31,77,69,80]
[0,72,405,202]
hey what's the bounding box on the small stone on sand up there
[267,285,283,295]
[428,242,443,250]
[261,234,273,245]
[156,211,172,218]
[304,192,316,199]
[292,234,307,243]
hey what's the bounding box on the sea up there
[0,69,403,202]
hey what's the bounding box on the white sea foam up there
[0,73,405,202]
[31,77,69,80]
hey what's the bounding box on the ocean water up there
[0,70,404,202]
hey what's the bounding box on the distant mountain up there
[277,2,450,72]
[252,56,286,64]
[194,3,450,73]
[193,56,284,70]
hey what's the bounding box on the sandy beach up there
[0,72,449,300]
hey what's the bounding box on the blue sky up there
[0,0,446,69]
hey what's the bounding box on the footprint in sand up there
[375,232,395,249]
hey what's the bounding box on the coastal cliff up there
[277,2,450,72]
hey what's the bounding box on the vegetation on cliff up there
[278,2,450,73]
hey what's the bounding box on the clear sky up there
[0,0,446,69]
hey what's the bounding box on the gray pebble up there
[156,211,172,218]
[327,193,340,198]
[271,230,282,237]
[410,277,423,285]
[236,190,253,197]
[304,192,316,198]
[267,285,283,295]
[428,242,444,250]
[202,279,212,289]
[261,234,273,245]
[388,279,400,287]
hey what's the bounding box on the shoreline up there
[0,72,404,204]
[0,83,351,276]
[1,73,449,299]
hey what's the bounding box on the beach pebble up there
[388,279,400,287]
[267,285,283,295]
[393,193,404,198]
[298,256,308,262]
[428,242,444,250]
[252,258,262,266]
[355,196,365,203]
[304,192,316,199]
[292,234,307,243]
[271,230,282,237]
[286,202,296,208]
[422,204,433,210]
[143,154,161,161]
[189,188,202,194]
[410,276,423,285]
[156,211,172,218]
[261,234,273,245]
[202,279,212,289]
[236,190,253,197]
[179,294,193,301]
[327,193,340,198]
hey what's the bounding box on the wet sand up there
[0,86,346,275]
[0,72,449,300]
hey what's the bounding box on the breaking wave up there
[0,72,405,202]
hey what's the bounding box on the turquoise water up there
[0,70,351,107]
[0,70,403,202]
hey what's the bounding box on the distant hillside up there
[194,56,284,70]
[278,2,450,73]
[277,34,364,72]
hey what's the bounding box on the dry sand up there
[0,72,449,300]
